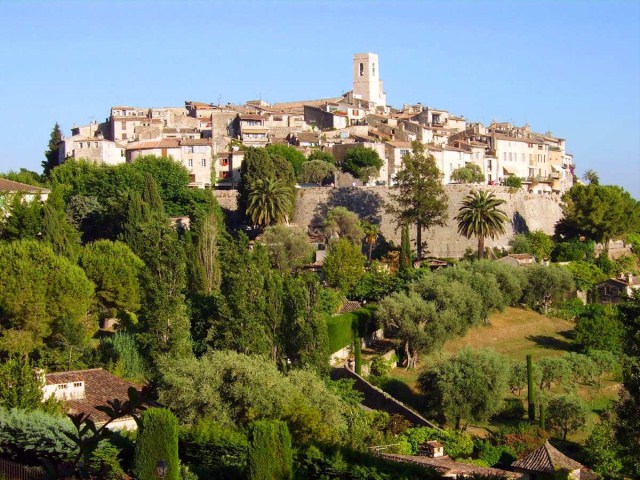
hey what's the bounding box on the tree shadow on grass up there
[380,378,425,412]
[526,334,576,352]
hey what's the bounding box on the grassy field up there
[382,306,621,442]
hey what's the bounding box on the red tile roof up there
[512,441,583,474]
[0,178,50,194]
[126,138,181,150]
[45,368,145,425]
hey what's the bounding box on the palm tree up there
[362,221,380,261]
[246,178,293,227]
[455,190,508,260]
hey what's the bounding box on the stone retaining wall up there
[214,185,564,258]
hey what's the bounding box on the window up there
[122,133,127,140]
[529,154,533,163]
[352,110,359,116]
[503,152,507,161]
[73,382,82,388]
[94,142,98,148]
[372,63,376,76]
[201,158,207,167]
[188,159,193,167]
[359,62,364,76]
[121,121,126,129]
[57,384,68,390]
[79,142,83,148]
[521,153,525,162]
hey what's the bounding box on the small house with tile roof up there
[511,440,584,479]
[43,368,148,431]
[596,273,640,304]
[0,178,50,212]
[382,453,522,478]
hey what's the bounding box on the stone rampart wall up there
[214,185,564,258]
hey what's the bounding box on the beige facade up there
[72,137,126,165]
[110,106,148,141]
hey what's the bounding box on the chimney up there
[627,273,633,284]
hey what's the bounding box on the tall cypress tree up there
[248,420,293,480]
[42,123,63,178]
[134,408,179,480]
[142,173,164,215]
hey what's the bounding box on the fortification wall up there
[214,185,564,258]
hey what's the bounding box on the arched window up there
[359,63,364,76]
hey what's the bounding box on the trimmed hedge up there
[248,420,292,480]
[134,408,179,480]
[326,305,378,354]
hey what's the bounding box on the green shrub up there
[179,419,248,480]
[494,398,526,421]
[369,356,392,378]
[134,408,179,480]
[0,407,77,464]
[88,441,126,480]
[248,420,292,480]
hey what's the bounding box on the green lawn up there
[382,306,621,441]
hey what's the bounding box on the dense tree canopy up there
[418,348,510,430]
[450,164,485,184]
[0,240,95,358]
[556,183,640,243]
[342,146,383,182]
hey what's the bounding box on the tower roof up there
[511,440,583,474]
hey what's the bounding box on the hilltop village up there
[57,52,574,194]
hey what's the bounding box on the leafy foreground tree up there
[298,159,336,185]
[388,142,448,259]
[418,348,509,430]
[0,357,59,413]
[546,394,589,440]
[134,408,180,480]
[585,417,625,480]
[323,206,364,245]
[455,189,508,260]
[523,264,574,313]
[248,420,293,480]
[377,291,437,369]
[322,238,366,293]
[450,164,485,184]
[262,225,314,272]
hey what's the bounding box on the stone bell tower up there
[353,52,387,108]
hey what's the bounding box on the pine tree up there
[42,123,63,178]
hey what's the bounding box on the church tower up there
[353,52,386,108]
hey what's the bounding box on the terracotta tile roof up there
[296,132,320,143]
[126,138,181,150]
[240,114,264,121]
[383,454,522,478]
[45,368,145,425]
[512,441,583,474]
[0,178,50,194]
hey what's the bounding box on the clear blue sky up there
[1,1,638,197]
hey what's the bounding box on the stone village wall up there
[214,185,564,258]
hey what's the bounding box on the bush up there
[0,407,77,464]
[493,422,548,456]
[503,176,522,189]
[88,441,127,480]
[179,419,248,480]
[248,420,293,480]
[369,356,392,378]
[134,408,179,480]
